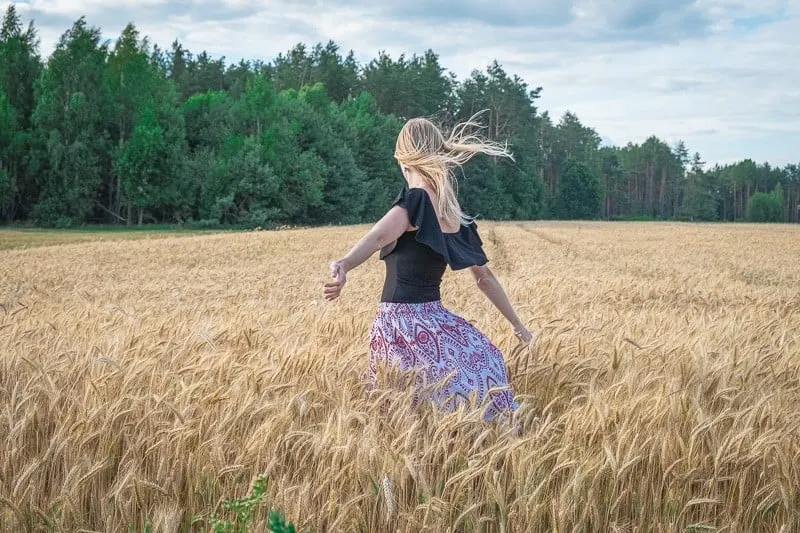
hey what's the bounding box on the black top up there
[379,186,489,303]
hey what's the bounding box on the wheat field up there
[1,222,799,532]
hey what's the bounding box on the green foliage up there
[267,511,297,533]
[0,167,12,211]
[201,136,282,226]
[748,187,784,222]
[453,61,545,220]
[29,17,110,226]
[540,111,604,213]
[275,84,363,223]
[680,152,718,221]
[338,91,403,221]
[362,49,454,119]
[270,41,358,104]
[233,75,277,138]
[184,90,234,150]
[113,105,179,222]
[555,158,602,219]
[773,182,785,205]
[0,91,16,210]
[208,475,297,533]
[0,4,42,127]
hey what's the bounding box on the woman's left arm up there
[324,206,410,301]
[468,263,534,344]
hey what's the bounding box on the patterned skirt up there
[368,300,518,421]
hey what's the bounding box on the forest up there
[1,4,798,228]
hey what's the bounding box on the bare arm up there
[340,207,409,272]
[469,264,533,342]
[324,207,410,300]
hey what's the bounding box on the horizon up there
[4,0,799,168]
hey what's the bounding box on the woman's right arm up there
[324,206,410,301]
[468,264,534,343]
[337,206,410,272]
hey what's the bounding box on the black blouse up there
[379,186,489,303]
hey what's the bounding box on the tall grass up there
[1,221,799,532]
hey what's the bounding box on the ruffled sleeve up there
[382,186,489,270]
[456,219,488,269]
[391,186,438,237]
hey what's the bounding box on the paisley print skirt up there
[368,300,518,421]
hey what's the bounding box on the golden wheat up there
[1,222,799,532]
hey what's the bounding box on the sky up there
[4,0,799,167]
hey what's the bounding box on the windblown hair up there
[394,111,514,228]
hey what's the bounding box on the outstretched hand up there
[514,326,533,344]
[514,326,539,359]
[324,260,347,301]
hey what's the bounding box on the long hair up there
[394,111,514,227]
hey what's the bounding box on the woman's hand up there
[514,325,539,363]
[514,325,533,344]
[324,260,347,301]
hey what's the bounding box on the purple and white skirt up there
[368,300,518,421]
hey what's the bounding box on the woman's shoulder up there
[391,186,435,223]
[386,185,488,269]
[392,185,428,205]
[405,186,435,205]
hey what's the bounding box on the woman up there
[323,114,534,422]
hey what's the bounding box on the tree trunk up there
[108,175,115,223]
[628,178,633,215]
[784,190,789,222]
[649,162,656,217]
[127,204,133,226]
[116,116,125,217]
[138,206,143,226]
[722,194,727,221]
[745,182,750,219]
[795,185,799,222]
[673,176,681,218]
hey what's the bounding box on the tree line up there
[1,5,797,228]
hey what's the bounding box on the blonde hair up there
[394,111,514,228]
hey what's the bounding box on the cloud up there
[2,0,798,166]
[603,0,700,30]
[571,0,715,42]
[371,0,577,28]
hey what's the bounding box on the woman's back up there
[379,187,488,303]
[380,231,447,303]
